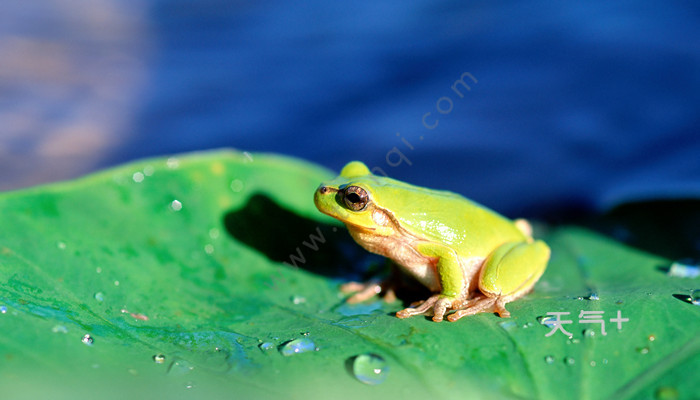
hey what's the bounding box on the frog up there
[313,161,550,322]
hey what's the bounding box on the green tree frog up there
[314,161,550,322]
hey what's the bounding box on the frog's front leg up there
[341,279,397,304]
[396,243,467,322]
[447,240,550,322]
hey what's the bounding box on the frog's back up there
[369,178,526,257]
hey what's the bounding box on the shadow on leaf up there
[223,193,379,280]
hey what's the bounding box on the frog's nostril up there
[319,186,329,194]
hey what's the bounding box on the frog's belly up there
[347,226,485,292]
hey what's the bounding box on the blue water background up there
[1,0,699,217]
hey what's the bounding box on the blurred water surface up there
[1,0,698,217]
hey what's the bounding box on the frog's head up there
[314,161,395,235]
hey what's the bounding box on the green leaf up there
[0,150,698,400]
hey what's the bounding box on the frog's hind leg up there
[447,240,550,322]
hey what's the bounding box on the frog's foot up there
[396,295,460,322]
[447,295,510,322]
[341,280,397,304]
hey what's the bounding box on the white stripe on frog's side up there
[344,215,441,292]
[460,256,487,297]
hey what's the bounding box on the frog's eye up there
[343,186,369,211]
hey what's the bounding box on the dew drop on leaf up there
[278,338,316,356]
[537,315,557,328]
[258,342,275,352]
[230,179,244,193]
[564,356,575,365]
[352,354,389,385]
[667,260,699,278]
[498,320,517,331]
[690,289,700,305]
[168,359,195,375]
[153,354,166,364]
[81,334,94,346]
[544,355,555,364]
[166,157,180,169]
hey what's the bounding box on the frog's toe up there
[494,299,511,318]
[431,297,456,322]
[342,279,399,303]
[396,295,440,319]
[446,296,501,321]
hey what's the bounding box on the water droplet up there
[291,295,306,305]
[655,386,679,400]
[566,338,580,345]
[52,325,68,333]
[170,200,183,211]
[648,334,656,342]
[667,260,700,278]
[57,241,66,250]
[166,158,180,169]
[0,305,6,314]
[537,315,557,328]
[94,292,104,302]
[498,320,517,331]
[564,356,575,365]
[114,280,120,286]
[544,355,555,364]
[96,267,102,274]
[82,334,94,346]
[168,359,195,375]
[153,354,166,364]
[583,329,596,338]
[522,322,535,329]
[185,382,195,389]
[690,289,700,305]
[589,361,597,367]
[208,228,220,239]
[204,244,214,254]
[258,342,275,352]
[587,293,600,301]
[352,354,389,385]
[230,179,244,193]
[132,172,144,183]
[278,338,316,356]
[636,346,650,355]
[143,165,155,176]
[602,358,609,364]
